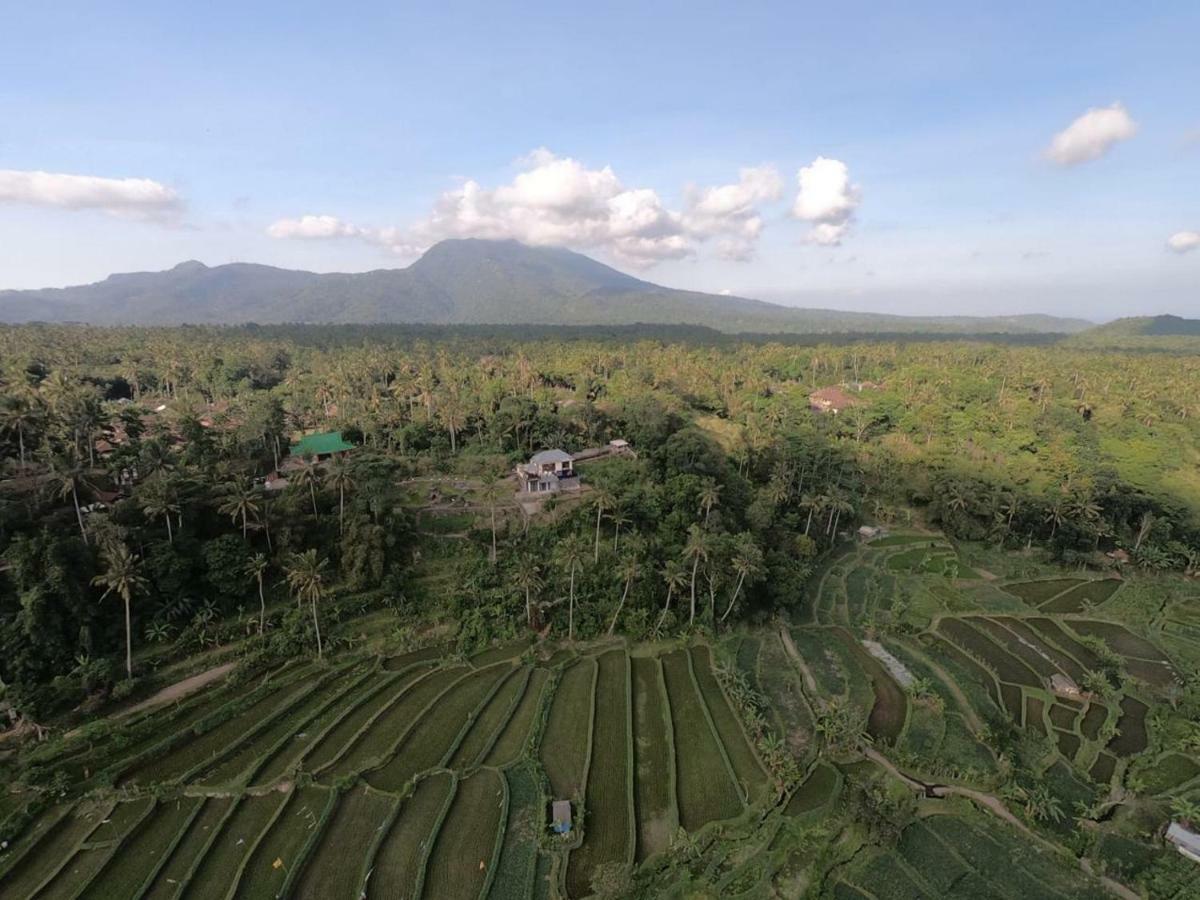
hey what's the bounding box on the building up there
[858,525,885,541]
[1050,673,1083,698]
[809,386,859,415]
[516,449,579,494]
[551,800,573,834]
[1167,822,1200,863]
[289,431,354,461]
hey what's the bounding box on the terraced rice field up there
[421,769,506,900]
[630,657,675,862]
[540,659,597,800]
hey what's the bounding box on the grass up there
[689,646,770,801]
[488,764,542,900]
[335,665,471,777]
[0,803,110,897]
[1040,579,1122,613]
[895,820,973,894]
[661,649,742,831]
[366,772,455,900]
[757,632,817,760]
[631,656,674,863]
[420,769,506,900]
[1107,696,1149,756]
[921,634,1002,708]
[142,797,235,900]
[1138,753,1200,794]
[292,786,395,900]
[540,658,597,799]
[384,645,446,670]
[184,792,289,898]
[1068,620,1169,662]
[29,801,148,899]
[124,674,319,785]
[78,797,203,899]
[471,642,530,667]
[198,666,370,787]
[937,618,1041,687]
[485,668,550,768]
[785,763,839,815]
[1002,578,1086,605]
[449,667,529,769]
[234,785,330,900]
[300,668,428,773]
[566,650,633,898]
[366,665,507,791]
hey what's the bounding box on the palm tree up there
[290,456,321,518]
[139,473,180,543]
[656,560,687,632]
[556,533,587,641]
[218,479,260,539]
[482,474,503,565]
[1171,796,1200,829]
[323,456,355,535]
[246,553,269,637]
[682,525,712,626]
[92,544,146,679]
[608,554,641,635]
[286,549,329,659]
[592,489,614,563]
[45,447,90,544]
[512,558,544,629]
[720,536,763,623]
[611,508,630,553]
[0,391,39,470]
[697,480,721,526]
[1045,498,1066,540]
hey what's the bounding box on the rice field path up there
[116,661,237,718]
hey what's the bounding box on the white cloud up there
[1167,230,1200,254]
[792,157,861,245]
[268,151,789,267]
[266,214,365,239]
[1045,103,1137,166]
[0,169,182,221]
[683,165,783,260]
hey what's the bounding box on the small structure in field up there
[609,438,630,451]
[1167,822,1200,863]
[289,431,354,461]
[517,449,579,494]
[1049,673,1083,698]
[857,525,885,541]
[551,800,573,834]
[809,386,859,415]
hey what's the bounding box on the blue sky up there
[1,1,1197,318]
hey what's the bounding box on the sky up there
[1,1,1197,320]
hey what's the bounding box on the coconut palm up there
[592,489,614,563]
[512,558,544,629]
[656,560,687,632]
[720,535,763,623]
[0,390,40,470]
[556,533,587,641]
[91,543,146,679]
[482,474,503,565]
[290,455,322,518]
[319,458,353,536]
[138,472,180,543]
[697,479,721,526]
[611,508,630,553]
[44,447,91,544]
[286,549,329,659]
[608,554,641,635]
[218,478,260,539]
[682,525,712,626]
[246,553,270,636]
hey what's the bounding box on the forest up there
[0,323,1198,899]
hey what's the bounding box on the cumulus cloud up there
[1045,103,1137,166]
[792,157,861,245]
[1167,231,1200,254]
[682,165,783,260]
[0,168,182,221]
[268,151,790,267]
[266,214,366,239]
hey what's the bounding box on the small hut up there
[551,800,573,834]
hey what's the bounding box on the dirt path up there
[778,623,820,697]
[116,661,237,719]
[899,641,983,733]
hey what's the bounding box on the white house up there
[1167,822,1200,863]
[516,449,579,494]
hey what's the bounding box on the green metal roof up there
[289,431,354,457]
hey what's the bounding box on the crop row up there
[540,658,597,800]
[630,656,675,862]
[689,646,771,801]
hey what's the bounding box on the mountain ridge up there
[0,238,1094,334]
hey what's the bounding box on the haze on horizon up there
[1,1,1197,321]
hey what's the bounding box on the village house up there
[1167,822,1200,863]
[266,431,354,489]
[809,386,859,415]
[516,449,578,494]
[551,800,573,834]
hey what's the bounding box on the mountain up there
[0,238,1093,334]
[1065,314,1200,349]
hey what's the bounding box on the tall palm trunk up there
[124,597,133,679]
[594,506,602,563]
[339,485,345,535]
[72,483,88,545]
[309,482,318,518]
[568,565,576,641]
[608,576,633,635]
[258,575,266,636]
[525,586,532,628]
[311,599,323,659]
[804,506,815,535]
[689,557,699,625]
[656,584,675,631]
[164,514,173,544]
[16,423,24,470]
[720,572,747,623]
[489,505,498,564]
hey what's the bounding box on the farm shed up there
[858,525,885,541]
[551,800,573,834]
[289,431,354,459]
[1167,822,1200,863]
[1050,673,1082,698]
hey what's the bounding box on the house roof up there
[531,449,573,465]
[290,431,354,457]
[552,800,572,823]
[809,386,859,408]
[1167,823,1200,860]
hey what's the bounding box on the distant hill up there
[1068,314,1200,349]
[0,238,1092,334]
